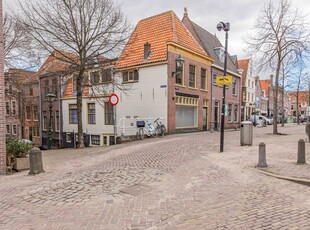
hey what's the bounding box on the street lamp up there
[217,22,230,153]
[45,93,56,149]
[172,55,184,77]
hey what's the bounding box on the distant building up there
[287,91,308,118]
[237,59,255,120]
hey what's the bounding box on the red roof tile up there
[116,11,206,69]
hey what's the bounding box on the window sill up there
[188,87,198,90]
[200,89,208,92]
[175,84,186,88]
[122,80,139,84]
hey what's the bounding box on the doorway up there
[203,107,208,131]
[214,101,219,131]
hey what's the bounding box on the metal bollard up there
[257,142,267,167]
[28,147,45,175]
[297,139,306,164]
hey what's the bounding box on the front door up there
[29,127,33,141]
[203,107,208,131]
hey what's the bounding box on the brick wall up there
[0,0,6,174]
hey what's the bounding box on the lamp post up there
[172,55,184,78]
[45,93,56,149]
[217,22,230,153]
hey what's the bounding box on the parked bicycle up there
[154,118,166,137]
[136,120,157,140]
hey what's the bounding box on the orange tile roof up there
[116,11,206,69]
[288,91,308,102]
[237,59,249,85]
[260,80,271,95]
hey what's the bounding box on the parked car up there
[250,115,273,125]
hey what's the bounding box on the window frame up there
[232,78,237,96]
[69,104,78,124]
[11,101,16,115]
[87,103,96,124]
[5,102,10,115]
[55,111,60,131]
[26,105,32,120]
[6,124,10,134]
[228,103,233,123]
[43,111,48,131]
[201,68,207,90]
[189,65,196,88]
[90,71,101,85]
[33,105,38,121]
[102,69,112,83]
[234,104,239,123]
[104,102,114,125]
[12,124,17,135]
[175,64,184,86]
[122,70,139,83]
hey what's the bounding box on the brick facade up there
[0,0,6,174]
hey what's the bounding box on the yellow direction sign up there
[216,75,232,85]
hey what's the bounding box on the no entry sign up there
[109,94,119,106]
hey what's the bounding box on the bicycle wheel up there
[161,125,166,136]
[139,128,144,140]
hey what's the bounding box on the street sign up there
[109,94,119,106]
[216,75,232,85]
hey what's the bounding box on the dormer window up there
[144,42,151,60]
[214,47,225,62]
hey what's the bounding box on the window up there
[11,101,16,115]
[144,42,151,60]
[228,104,233,123]
[105,102,114,125]
[6,125,10,134]
[88,103,96,124]
[212,74,217,85]
[55,111,60,131]
[66,133,72,143]
[33,106,38,120]
[122,70,139,83]
[248,79,250,88]
[232,79,237,95]
[251,93,254,103]
[176,105,198,128]
[29,84,33,96]
[12,125,17,135]
[102,69,112,83]
[176,65,183,85]
[91,135,100,145]
[189,65,196,88]
[43,80,49,96]
[247,92,250,102]
[201,68,206,90]
[50,113,54,131]
[43,111,47,130]
[214,47,225,62]
[234,105,238,122]
[52,79,58,98]
[90,71,101,84]
[26,106,31,120]
[252,81,254,88]
[5,102,9,115]
[69,104,78,124]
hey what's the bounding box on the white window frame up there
[12,124,17,135]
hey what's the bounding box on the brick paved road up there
[0,124,309,229]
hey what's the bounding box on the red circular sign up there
[109,94,119,106]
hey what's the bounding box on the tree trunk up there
[76,69,85,148]
[273,63,281,134]
[281,77,285,127]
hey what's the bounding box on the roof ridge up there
[170,11,178,42]
[138,10,174,23]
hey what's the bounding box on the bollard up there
[257,142,267,167]
[28,147,45,175]
[297,139,306,164]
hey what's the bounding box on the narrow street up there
[0,124,309,229]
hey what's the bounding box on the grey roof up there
[190,21,239,75]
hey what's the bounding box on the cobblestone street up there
[0,124,309,229]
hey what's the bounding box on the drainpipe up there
[39,77,42,147]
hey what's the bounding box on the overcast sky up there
[4,0,310,77]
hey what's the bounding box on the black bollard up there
[28,147,45,175]
[257,142,267,167]
[297,139,306,164]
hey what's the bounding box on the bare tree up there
[3,12,41,69]
[17,0,131,148]
[247,0,310,134]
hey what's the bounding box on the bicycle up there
[136,120,157,140]
[154,118,166,137]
